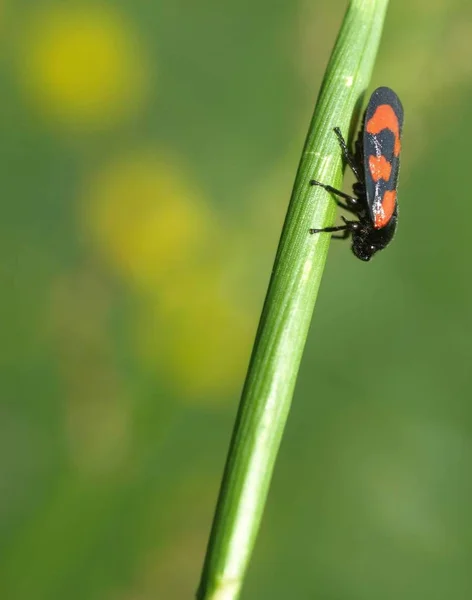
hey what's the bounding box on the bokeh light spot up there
[19,5,148,128]
[84,151,213,289]
[83,151,253,401]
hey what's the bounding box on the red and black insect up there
[309,86,404,261]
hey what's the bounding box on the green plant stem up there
[197,1,389,599]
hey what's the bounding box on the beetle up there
[309,87,404,261]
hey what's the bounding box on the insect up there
[309,86,404,261]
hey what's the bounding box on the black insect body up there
[310,87,404,261]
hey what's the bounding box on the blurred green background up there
[2,0,472,598]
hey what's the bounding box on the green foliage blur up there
[2,1,472,598]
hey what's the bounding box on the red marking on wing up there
[374,190,397,229]
[368,155,392,182]
[366,104,401,156]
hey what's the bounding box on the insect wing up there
[363,87,404,229]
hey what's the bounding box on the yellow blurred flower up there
[136,267,252,399]
[83,151,253,401]
[84,150,215,289]
[19,5,148,128]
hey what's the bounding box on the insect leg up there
[333,127,362,181]
[309,225,348,235]
[331,229,351,240]
[310,180,359,213]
